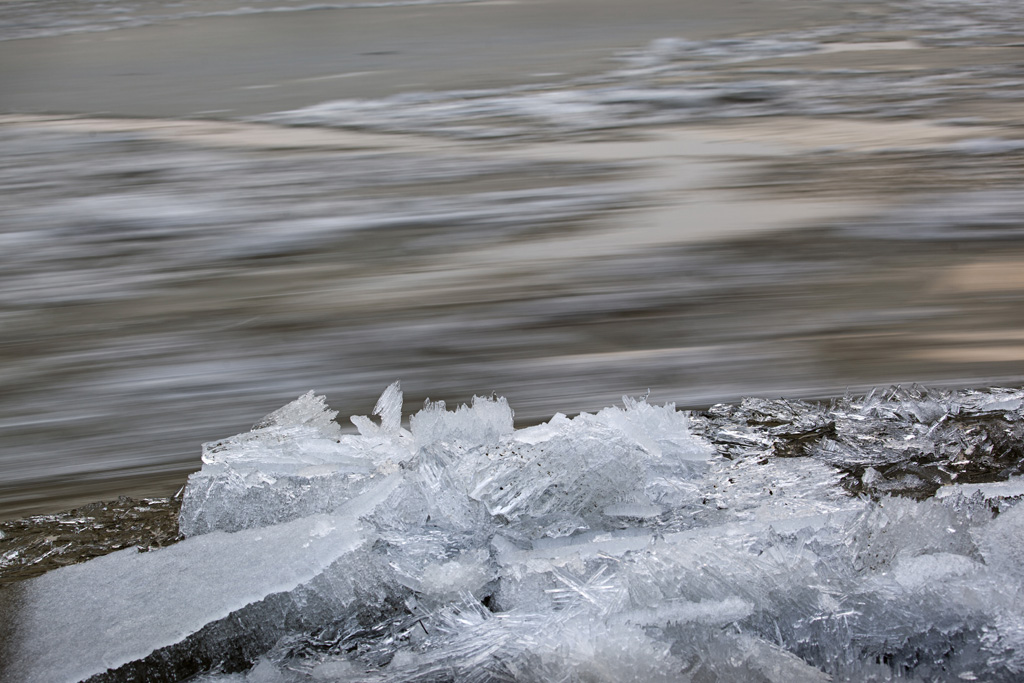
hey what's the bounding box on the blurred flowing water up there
[2,0,1024,517]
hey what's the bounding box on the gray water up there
[2,0,1024,518]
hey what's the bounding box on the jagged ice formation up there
[3,383,1024,682]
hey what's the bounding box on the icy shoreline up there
[2,383,1024,682]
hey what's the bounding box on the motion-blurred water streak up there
[2,0,1024,518]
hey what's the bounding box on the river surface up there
[2,0,1024,518]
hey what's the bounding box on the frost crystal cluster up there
[4,384,1024,683]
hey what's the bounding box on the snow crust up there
[5,384,1024,682]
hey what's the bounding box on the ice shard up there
[179,386,414,536]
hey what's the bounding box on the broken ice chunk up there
[0,475,404,683]
[595,395,713,461]
[410,394,514,448]
[364,600,684,683]
[493,528,653,568]
[936,476,1024,501]
[975,500,1024,581]
[375,379,404,432]
[251,390,342,436]
[179,464,381,536]
[978,396,1023,414]
[201,391,345,467]
[539,514,590,538]
[603,502,664,519]
[179,387,418,535]
[352,380,405,437]
[419,548,494,600]
[695,633,833,683]
[470,416,649,521]
[890,552,983,590]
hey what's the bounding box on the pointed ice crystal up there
[179,388,414,536]
[410,394,514,448]
[250,390,341,436]
[469,416,650,521]
[374,380,403,434]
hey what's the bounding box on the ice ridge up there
[3,384,1024,682]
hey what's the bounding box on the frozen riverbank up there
[2,383,1024,681]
